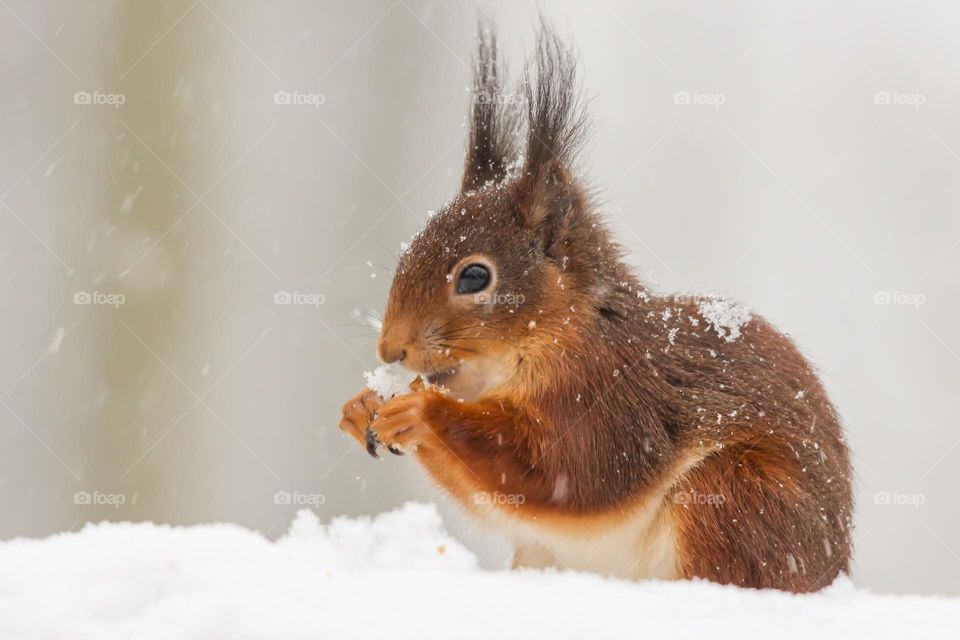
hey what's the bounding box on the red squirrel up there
[339,23,852,592]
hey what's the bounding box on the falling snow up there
[48,327,66,354]
[119,186,143,214]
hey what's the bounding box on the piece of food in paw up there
[361,365,418,457]
[362,364,423,400]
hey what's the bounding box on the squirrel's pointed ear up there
[516,159,586,256]
[461,22,519,193]
[515,23,589,255]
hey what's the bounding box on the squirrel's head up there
[378,22,627,400]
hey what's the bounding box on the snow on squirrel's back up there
[0,503,957,640]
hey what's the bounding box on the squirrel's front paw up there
[339,388,383,452]
[367,392,436,456]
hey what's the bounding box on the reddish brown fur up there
[339,22,852,592]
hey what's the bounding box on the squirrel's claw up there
[387,444,405,456]
[365,429,381,459]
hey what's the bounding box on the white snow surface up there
[1,502,958,639]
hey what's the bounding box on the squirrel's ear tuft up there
[516,21,590,253]
[522,21,588,184]
[461,21,520,193]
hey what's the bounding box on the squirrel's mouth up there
[426,367,458,387]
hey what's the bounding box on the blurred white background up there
[1,0,958,596]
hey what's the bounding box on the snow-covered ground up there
[1,503,957,639]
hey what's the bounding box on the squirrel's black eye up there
[456,263,490,294]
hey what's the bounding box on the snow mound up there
[1,502,958,640]
[279,501,474,572]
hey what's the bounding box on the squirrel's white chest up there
[477,496,680,580]
[467,452,707,580]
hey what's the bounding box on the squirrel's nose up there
[377,337,407,364]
